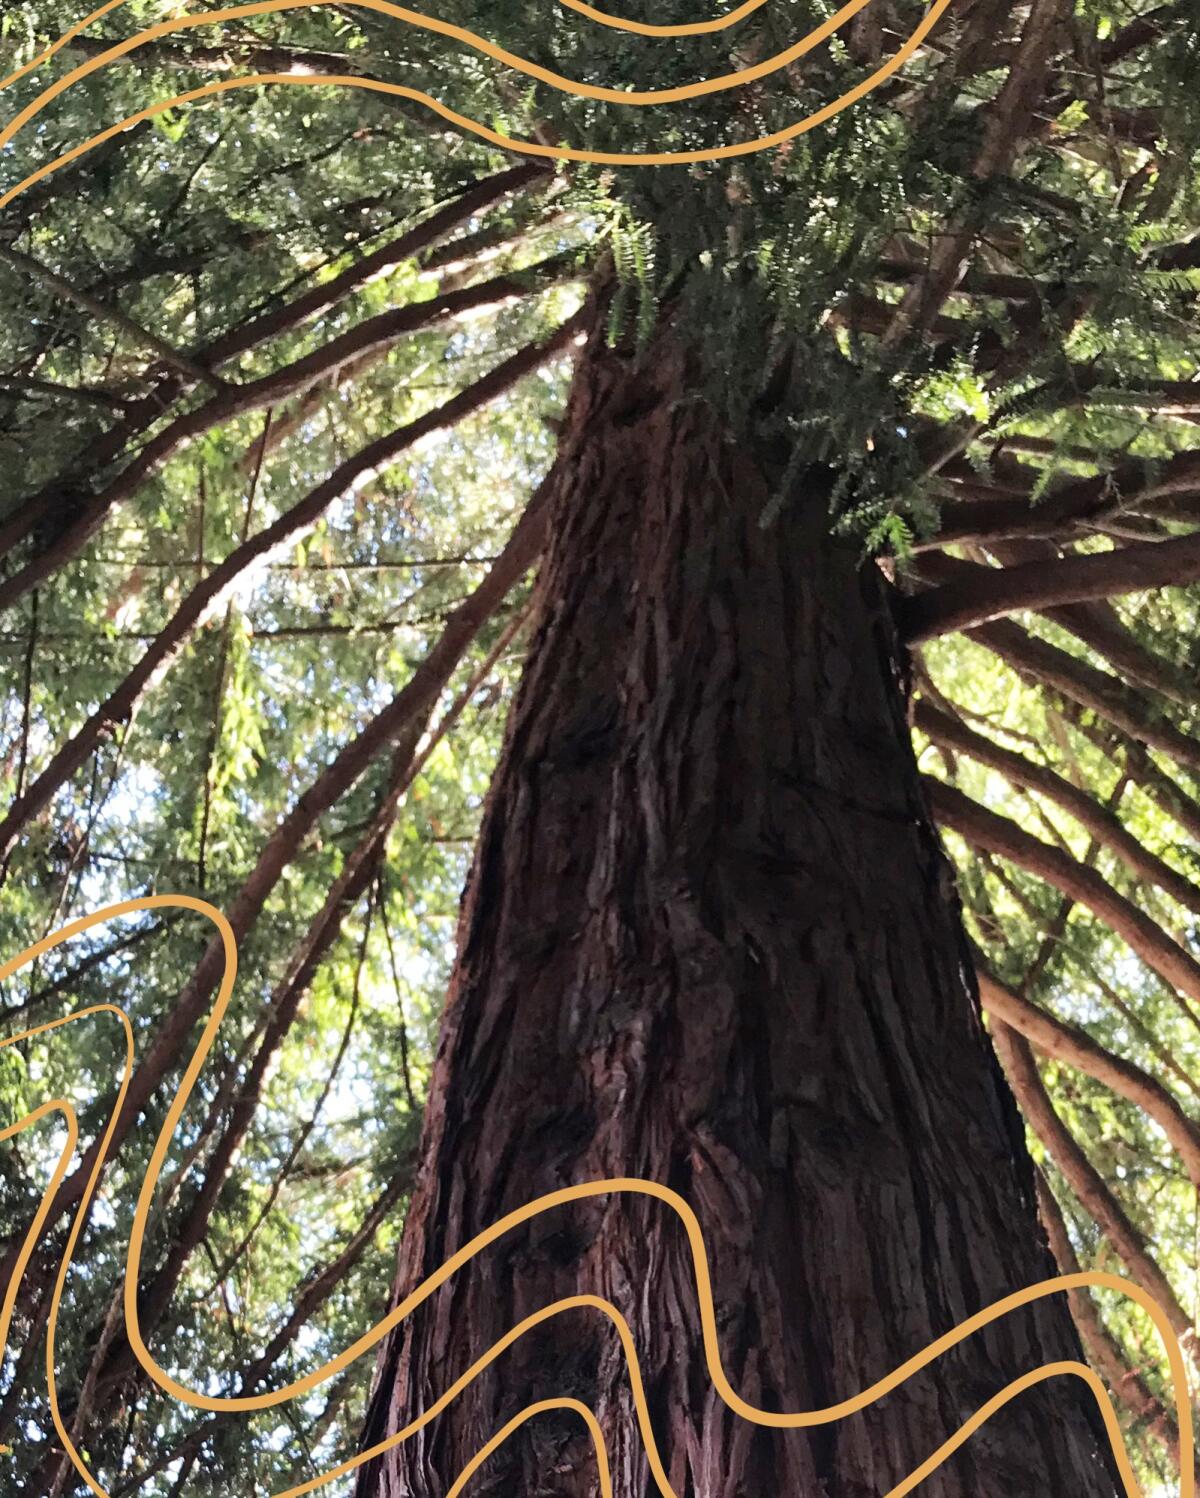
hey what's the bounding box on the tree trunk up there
[353,302,1118,1497]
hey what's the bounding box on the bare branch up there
[931,450,1200,548]
[0,162,550,586]
[0,245,222,390]
[0,431,561,1280]
[904,532,1200,641]
[915,700,1200,915]
[0,263,569,619]
[882,0,1069,345]
[977,964,1200,1188]
[918,583,1200,782]
[0,312,581,862]
[927,776,1200,1034]
[992,1022,1198,1367]
[1033,1166,1182,1469]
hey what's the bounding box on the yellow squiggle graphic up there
[0,895,1194,1497]
[0,0,955,198]
[2,0,771,91]
[3,0,885,111]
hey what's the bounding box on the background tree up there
[0,0,1198,1493]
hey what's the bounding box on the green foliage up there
[0,0,1198,1493]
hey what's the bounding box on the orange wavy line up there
[0,0,770,94]
[0,0,883,113]
[0,895,1194,1497]
[0,0,954,188]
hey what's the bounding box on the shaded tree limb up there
[931,450,1200,548]
[882,0,1069,345]
[0,311,580,862]
[64,31,365,79]
[915,700,1200,915]
[0,375,132,412]
[903,531,1200,641]
[1040,601,1200,716]
[968,536,1200,715]
[1033,1166,1182,1471]
[991,1021,1199,1369]
[927,776,1200,1034]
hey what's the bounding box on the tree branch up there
[927,776,1200,1033]
[903,532,1200,641]
[0,245,222,390]
[917,581,1200,782]
[0,161,550,584]
[991,1022,1198,1367]
[0,311,581,862]
[0,430,562,1282]
[931,450,1200,548]
[881,0,1069,345]
[916,699,1200,916]
[977,964,1200,1189]
[1033,1166,1182,1470]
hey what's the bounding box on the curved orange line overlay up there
[0,0,956,204]
[0,896,1194,1496]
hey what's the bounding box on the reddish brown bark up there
[354,313,1118,1496]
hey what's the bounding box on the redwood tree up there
[341,0,1197,1491]
[1,0,1198,1493]
[350,306,1129,1493]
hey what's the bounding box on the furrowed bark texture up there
[355,316,1118,1496]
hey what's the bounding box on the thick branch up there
[915,700,1200,915]
[904,532,1200,641]
[931,450,1200,548]
[1042,601,1200,715]
[881,0,1068,345]
[977,965,1200,1189]
[65,31,361,78]
[927,777,1200,1032]
[0,375,131,412]
[991,1023,1197,1362]
[974,537,1200,714]
[0,312,580,861]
